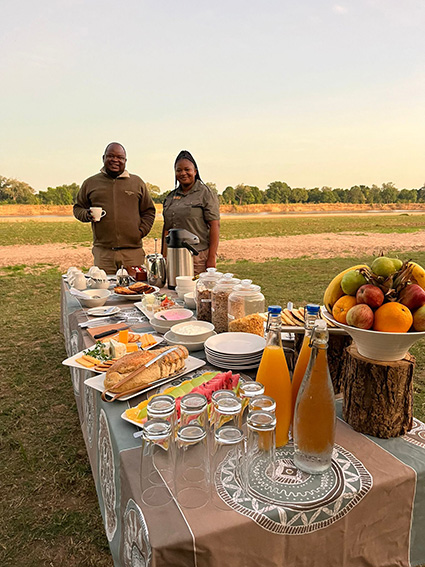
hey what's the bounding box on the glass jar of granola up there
[211,274,240,334]
[228,279,265,326]
[195,268,222,322]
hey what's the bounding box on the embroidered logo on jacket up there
[125,191,135,196]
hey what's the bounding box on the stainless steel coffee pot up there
[146,239,167,288]
[165,229,199,289]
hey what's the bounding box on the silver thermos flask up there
[165,229,200,289]
[146,239,167,288]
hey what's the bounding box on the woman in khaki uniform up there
[161,150,220,275]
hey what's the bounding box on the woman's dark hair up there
[174,150,202,187]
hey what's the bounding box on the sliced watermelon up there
[134,371,219,421]
[131,371,241,422]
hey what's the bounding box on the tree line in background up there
[1,175,425,206]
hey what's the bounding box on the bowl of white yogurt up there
[171,320,215,342]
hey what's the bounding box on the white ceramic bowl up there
[176,281,196,289]
[164,330,216,352]
[176,289,187,300]
[152,308,194,329]
[171,321,215,342]
[175,276,196,287]
[184,292,196,309]
[79,288,111,308]
[322,310,425,361]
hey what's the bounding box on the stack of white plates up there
[204,332,266,370]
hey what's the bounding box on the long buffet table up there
[61,280,425,567]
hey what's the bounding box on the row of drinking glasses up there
[140,381,277,510]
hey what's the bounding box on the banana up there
[408,261,425,290]
[323,264,369,313]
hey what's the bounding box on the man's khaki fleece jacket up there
[73,169,156,249]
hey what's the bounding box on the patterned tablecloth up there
[61,280,425,567]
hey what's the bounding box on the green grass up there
[2,255,425,565]
[1,213,425,246]
[0,265,112,566]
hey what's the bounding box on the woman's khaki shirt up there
[163,180,220,252]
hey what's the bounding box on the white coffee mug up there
[90,207,106,222]
[72,273,87,290]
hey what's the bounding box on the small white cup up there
[90,207,106,222]
[72,273,87,290]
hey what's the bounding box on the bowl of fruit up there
[322,256,425,361]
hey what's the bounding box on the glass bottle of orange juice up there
[293,319,336,474]
[291,304,320,425]
[256,305,291,447]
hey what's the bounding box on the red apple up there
[413,305,425,331]
[356,284,385,309]
[399,284,425,311]
[346,304,374,329]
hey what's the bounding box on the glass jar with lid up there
[195,268,223,322]
[211,273,240,334]
[228,279,265,326]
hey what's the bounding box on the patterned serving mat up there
[215,441,373,535]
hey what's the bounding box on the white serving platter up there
[113,286,159,301]
[134,302,156,319]
[62,333,163,372]
[83,355,206,401]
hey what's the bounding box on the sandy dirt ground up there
[1,231,425,270]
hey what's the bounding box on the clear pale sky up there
[1,0,424,193]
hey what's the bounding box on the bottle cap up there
[268,305,282,314]
[306,304,320,314]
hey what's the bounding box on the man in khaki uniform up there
[73,143,156,273]
[162,150,220,274]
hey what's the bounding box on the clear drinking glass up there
[211,426,245,511]
[210,390,237,429]
[213,396,242,433]
[180,393,208,429]
[246,411,276,496]
[176,424,209,509]
[239,381,265,416]
[248,395,276,417]
[140,419,175,507]
[147,394,177,434]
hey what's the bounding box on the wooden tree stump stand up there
[294,333,352,394]
[342,344,415,438]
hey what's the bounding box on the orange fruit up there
[373,302,413,333]
[332,295,357,324]
[125,408,143,423]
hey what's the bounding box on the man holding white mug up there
[73,142,156,273]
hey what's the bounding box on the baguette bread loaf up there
[104,345,189,393]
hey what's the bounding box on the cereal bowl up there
[171,321,215,342]
[79,288,111,308]
[152,308,194,329]
[184,292,196,309]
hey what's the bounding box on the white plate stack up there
[204,332,266,370]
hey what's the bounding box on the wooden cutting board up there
[87,323,130,342]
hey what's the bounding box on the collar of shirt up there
[100,167,130,179]
[175,179,202,197]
